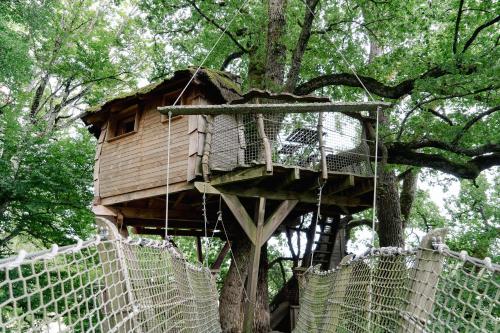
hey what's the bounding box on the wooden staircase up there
[312,216,346,269]
[270,217,347,332]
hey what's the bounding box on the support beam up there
[220,193,257,244]
[243,198,266,333]
[261,200,299,245]
[329,175,355,194]
[158,101,392,115]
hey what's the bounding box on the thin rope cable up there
[300,0,380,248]
[202,185,209,267]
[219,212,251,302]
[165,111,172,239]
[164,0,250,238]
[371,107,380,245]
[309,179,325,268]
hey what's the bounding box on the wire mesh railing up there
[208,111,373,177]
[293,241,500,333]
[0,236,221,333]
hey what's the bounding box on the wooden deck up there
[111,165,374,239]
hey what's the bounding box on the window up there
[161,91,183,123]
[108,105,140,141]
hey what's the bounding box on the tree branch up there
[294,67,449,98]
[462,14,500,53]
[285,0,319,92]
[401,140,499,157]
[188,0,248,53]
[452,0,465,54]
[387,144,500,179]
[452,105,500,144]
[220,50,245,71]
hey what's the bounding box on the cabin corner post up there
[201,114,214,181]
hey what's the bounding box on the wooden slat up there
[100,182,193,205]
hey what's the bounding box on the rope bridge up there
[0,226,221,333]
[1,225,498,333]
[294,232,499,333]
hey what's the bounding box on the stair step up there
[313,250,331,254]
[315,241,334,245]
[313,259,329,263]
[316,231,333,235]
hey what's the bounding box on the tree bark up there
[219,236,251,333]
[400,169,418,228]
[254,243,270,333]
[377,170,405,247]
[265,0,287,90]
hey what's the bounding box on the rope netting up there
[293,243,499,333]
[209,111,373,177]
[0,236,221,333]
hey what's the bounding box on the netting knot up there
[6,250,27,269]
[72,238,83,253]
[43,244,59,260]
[459,250,468,261]
[484,257,493,271]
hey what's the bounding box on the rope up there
[164,0,250,238]
[202,184,209,268]
[310,178,326,268]
[218,197,251,303]
[165,111,172,239]
[300,0,381,247]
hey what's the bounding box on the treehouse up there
[82,67,390,331]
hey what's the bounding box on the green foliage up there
[0,109,95,254]
[445,173,499,259]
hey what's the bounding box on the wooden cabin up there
[83,67,390,332]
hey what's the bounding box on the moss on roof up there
[86,67,242,114]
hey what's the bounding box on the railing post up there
[317,112,328,180]
[95,217,141,333]
[400,228,448,332]
[256,113,273,173]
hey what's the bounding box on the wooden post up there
[243,197,266,333]
[400,228,448,332]
[95,217,138,332]
[256,114,273,173]
[196,236,203,263]
[317,112,328,180]
[201,115,214,182]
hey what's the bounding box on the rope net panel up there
[293,246,499,333]
[0,237,222,333]
[209,111,373,177]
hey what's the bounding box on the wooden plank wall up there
[99,96,189,199]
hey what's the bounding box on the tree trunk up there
[219,236,251,333]
[254,243,270,333]
[400,169,418,228]
[265,0,287,90]
[376,170,405,247]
